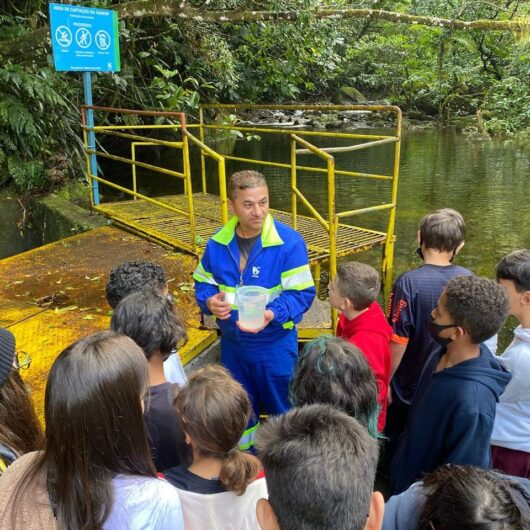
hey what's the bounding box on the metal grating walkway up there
[95,192,389,264]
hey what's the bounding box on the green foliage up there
[0,61,80,190]
[234,19,345,100]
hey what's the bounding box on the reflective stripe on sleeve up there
[239,421,260,451]
[281,264,314,291]
[192,262,218,285]
[218,285,237,307]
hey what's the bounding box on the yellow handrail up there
[184,130,229,224]
[86,127,184,149]
[85,149,186,179]
[89,174,191,218]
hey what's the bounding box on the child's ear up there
[416,230,422,246]
[256,498,280,530]
[343,297,353,311]
[184,432,192,445]
[451,326,466,341]
[365,491,384,530]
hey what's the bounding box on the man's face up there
[498,278,525,318]
[229,185,269,236]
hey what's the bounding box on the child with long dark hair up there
[0,328,42,473]
[164,365,267,529]
[0,330,184,530]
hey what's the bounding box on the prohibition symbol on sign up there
[95,30,111,50]
[55,26,72,47]
[75,28,92,48]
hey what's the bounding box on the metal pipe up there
[85,149,186,179]
[201,124,394,140]
[336,203,396,218]
[295,136,398,155]
[90,175,190,217]
[85,128,184,149]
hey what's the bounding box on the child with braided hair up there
[164,365,267,530]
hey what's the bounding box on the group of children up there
[0,207,528,529]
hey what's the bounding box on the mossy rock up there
[332,87,367,104]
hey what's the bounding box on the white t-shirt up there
[491,326,530,453]
[163,351,187,386]
[105,475,184,530]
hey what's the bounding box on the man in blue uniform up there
[193,171,316,448]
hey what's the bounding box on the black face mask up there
[428,316,457,347]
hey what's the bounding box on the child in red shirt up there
[329,261,392,431]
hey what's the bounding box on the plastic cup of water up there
[236,286,269,330]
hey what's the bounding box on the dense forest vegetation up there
[1,0,529,190]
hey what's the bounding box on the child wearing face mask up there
[390,275,511,495]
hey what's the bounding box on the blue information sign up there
[49,3,120,72]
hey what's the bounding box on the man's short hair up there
[256,404,379,530]
[289,336,379,438]
[445,275,509,344]
[336,262,380,310]
[419,208,466,252]
[496,249,530,292]
[110,289,187,358]
[106,261,167,308]
[227,170,267,201]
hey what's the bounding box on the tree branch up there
[116,1,530,32]
[1,2,528,62]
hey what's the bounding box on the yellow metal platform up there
[95,192,389,263]
[0,226,217,421]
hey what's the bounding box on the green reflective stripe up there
[282,321,295,330]
[261,214,283,247]
[282,269,314,290]
[219,285,237,293]
[268,284,282,293]
[239,421,260,450]
[193,263,218,285]
[287,280,315,291]
[197,261,214,278]
[212,216,239,245]
[281,264,310,279]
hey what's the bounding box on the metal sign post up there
[49,3,120,206]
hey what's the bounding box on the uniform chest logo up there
[252,266,261,278]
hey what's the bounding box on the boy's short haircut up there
[419,208,466,252]
[336,261,380,310]
[106,261,167,309]
[110,289,187,358]
[445,275,509,344]
[496,249,530,292]
[289,336,379,438]
[227,170,267,201]
[256,404,379,530]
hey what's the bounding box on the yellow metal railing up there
[183,130,229,225]
[81,106,201,253]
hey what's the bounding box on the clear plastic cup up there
[236,286,269,330]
